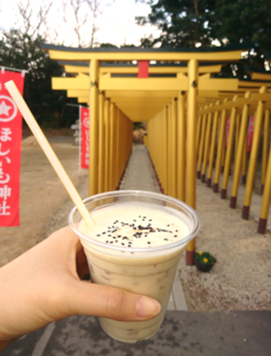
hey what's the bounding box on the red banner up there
[0,70,24,226]
[80,106,89,169]
[247,115,254,153]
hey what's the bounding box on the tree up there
[136,0,271,71]
[136,0,216,48]
[0,29,77,128]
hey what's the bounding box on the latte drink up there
[69,190,200,343]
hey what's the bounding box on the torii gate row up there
[41,42,251,265]
[52,74,240,122]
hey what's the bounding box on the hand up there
[0,226,160,350]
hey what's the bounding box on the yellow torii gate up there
[41,42,251,265]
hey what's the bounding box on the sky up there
[0,0,161,47]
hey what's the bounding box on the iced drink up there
[69,190,200,343]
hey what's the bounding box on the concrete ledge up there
[3,311,271,355]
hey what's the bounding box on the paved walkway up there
[119,144,188,311]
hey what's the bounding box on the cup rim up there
[68,190,201,253]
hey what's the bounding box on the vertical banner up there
[247,115,254,153]
[80,106,90,169]
[0,70,24,226]
[225,117,230,147]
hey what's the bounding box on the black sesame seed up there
[97,234,100,237]
[121,243,124,246]
[147,242,151,244]
[164,238,168,241]
[174,235,177,237]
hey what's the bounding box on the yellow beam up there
[99,64,223,75]
[239,80,271,88]
[63,64,223,76]
[111,98,172,105]
[64,64,90,74]
[100,73,189,91]
[251,72,271,81]
[99,75,238,92]
[106,91,178,98]
[198,78,238,91]
[47,48,247,62]
[52,76,89,90]
[67,89,89,97]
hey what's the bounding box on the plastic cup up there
[69,190,200,343]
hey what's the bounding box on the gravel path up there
[179,180,271,311]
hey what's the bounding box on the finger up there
[64,280,161,322]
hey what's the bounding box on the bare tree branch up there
[16,0,53,39]
[86,0,115,47]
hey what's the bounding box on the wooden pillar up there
[241,127,248,184]
[221,104,237,199]
[242,86,267,219]
[115,109,121,189]
[258,145,271,234]
[201,108,213,182]
[261,109,270,194]
[168,103,173,196]
[233,113,241,172]
[172,98,177,198]
[177,91,186,201]
[197,112,207,179]
[230,92,251,208]
[98,91,105,193]
[213,108,227,193]
[89,59,99,196]
[196,114,202,155]
[186,59,198,266]
[207,109,219,187]
[109,103,115,191]
[104,99,110,192]
[164,107,169,195]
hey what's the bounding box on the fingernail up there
[136,296,161,318]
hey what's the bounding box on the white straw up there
[5,80,95,226]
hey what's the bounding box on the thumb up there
[65,280,161,321]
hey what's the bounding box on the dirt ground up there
[0,136,270,312]
[0,135,88,267]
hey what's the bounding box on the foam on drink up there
[79,202,190,250]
